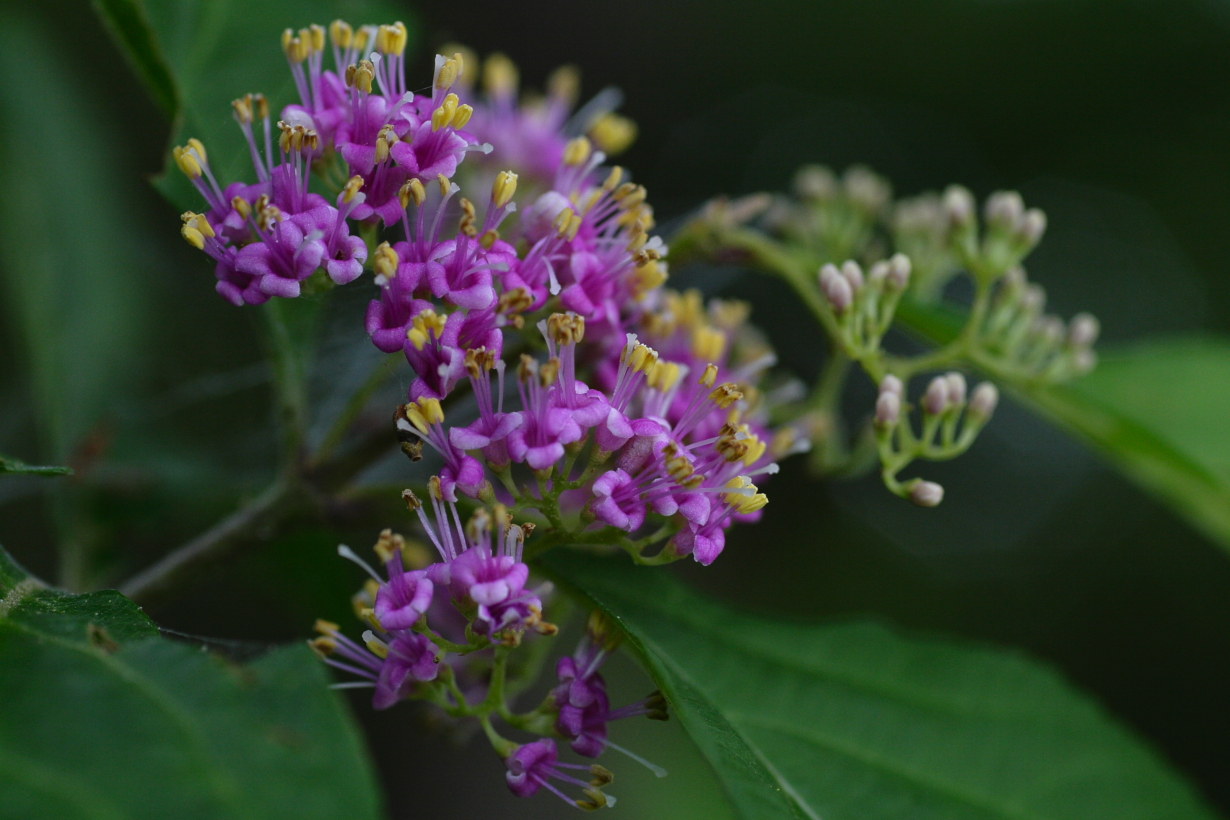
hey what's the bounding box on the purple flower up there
[373,632,442,709]
[234,212,327,299]
[590,469,646,532]
[505,739,613,809]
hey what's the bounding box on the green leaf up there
[92,0,408,211]
[0,546,382,819]
[543,550,1216,820]
[0,454,71,478]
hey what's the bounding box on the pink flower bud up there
[868,260,889,290]
[1068,312,1100,348]
[819,264,853,313]
[968,382,999,420]
[840,260,864,293]
[879,374,903,397]
[886,253,911,291]
[943,372,967,406]
[1072,348,1097,375]
[943,185,974,228]
[984,191,1024,229]
[875,392,901,427]
[1016,209,1047,245]
[923,376,949,415]
[908,480,944,507]
[1020,284,1046,314]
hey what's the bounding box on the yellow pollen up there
[342,175,365,204]
[553,207,575,235]
[548,64,580,103]
[400,178,426,208]
[329,19,353,48]
[709,383,744,409]
[603,166,623,192]
[699,363,719,388]
[491,170,518,208]
[364,634,389,659]
[181,225,205,250]
[646,360,680,391]
[231,96,252,124]
[309,24,325,52]
[172,144,203,178]
[372,242,399,279]
[434,56,459,92]
[314,619,340,636]
[431,93,460,131]
[589,113,638,155]
[451,104,474,129]
[562,136,591,167]
[437,173,451,197]
[566,212,583,241]
[406,309,447,351]
[483,52,519,97]
[691,325,726,362]
[308,636,336,658]
[479,228,500,250]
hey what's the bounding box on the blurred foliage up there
[0,546,382,819]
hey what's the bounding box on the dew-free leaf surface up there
[544,550,1217,820]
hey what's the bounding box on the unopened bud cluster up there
[688,164,1099,506]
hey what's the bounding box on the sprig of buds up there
[676,165,1100,506]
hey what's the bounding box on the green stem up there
[261,300,309,466]
[311,353,398,467]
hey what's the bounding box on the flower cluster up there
[175,22,803,808]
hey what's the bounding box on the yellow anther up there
[539,358,560,387]
[465,347,497,377]
[230,196,251,220]
[406,309,447,350]
[589,113,637,155]
[547,312,586,345]
[431,93,460,131]
[552,207,575,235]
[458,197,478,237]
[342,175,365,204]
[373,528,404,563]
[172,144,203,178]
[376,22,407,56]
[428,475,445,501]
[181,225,205,250]
[351,579,378,618]
[309,24,325,52]
[646,360,680,392]
[723,476,768,514]
[625,342,659,374]
[231,95,253,124]
[314,619,340,636]
[742,433,767,467]
[483,52,518,97]
[180,211,215,238]
[578,188,603,216]
[352,60,374,94]
[353,27,370,51]
[566,212,583,241]
[625,228,648,253]
[479,228,500,250]
[691,325,726,362]
[372,242,399,280]
[616,184,647,210]
[491,170,518,208]
[364,634,389,659]
[251,93,268,119]
[359,607,384,633]
[562,136,592,167]
[602,166,623,192]
[281,28,296,59]
[401,488,422,511]
[435,56,459,92]
[709,383,744,409]
[374,127,393,163]
[308,636,336,658]
[548,64,580,103]
[329,20,353,48]
[437,173,451,197]
[451,104,474,129]
[296,28,315,56]
[699,363,719,388]
[399,178,426,209]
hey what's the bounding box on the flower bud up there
[879,374,903,398]
[943,185,975,229]
[909,480,945,507]
[843,165,891,214]
[1020,283,1046,314]
[794,164,837,201]
[840,260,864,293]
[1016,209,1047,246]
[943,372,967,406]
[1072,348,1097,375]
[875,391,901,428]
[1068,312,1100,348]
[819,264,853,314]
[868,260,890,290]
[984,191,1024,230]
[886,253,911,291]
[968,382,999,420]
[923,376,949,416]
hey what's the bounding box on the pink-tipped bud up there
[886,253,911,291]
[968,382,999,420]
[984,190,1024,230]
[943,185,975,228]
[1016,209,1047,245]
[1020,283,1046,314]
[819,264,853,313]
[879,374,903,398]
[868,260,889,290]
[840,260,864,293]
[943,372,967,406]
[1072,348,1097,375]
[1068,312,1100,348]
[875,391,901,427]
[908,480,945,507]
[923,376,950,415]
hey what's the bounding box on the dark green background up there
[1,0,1227,816]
